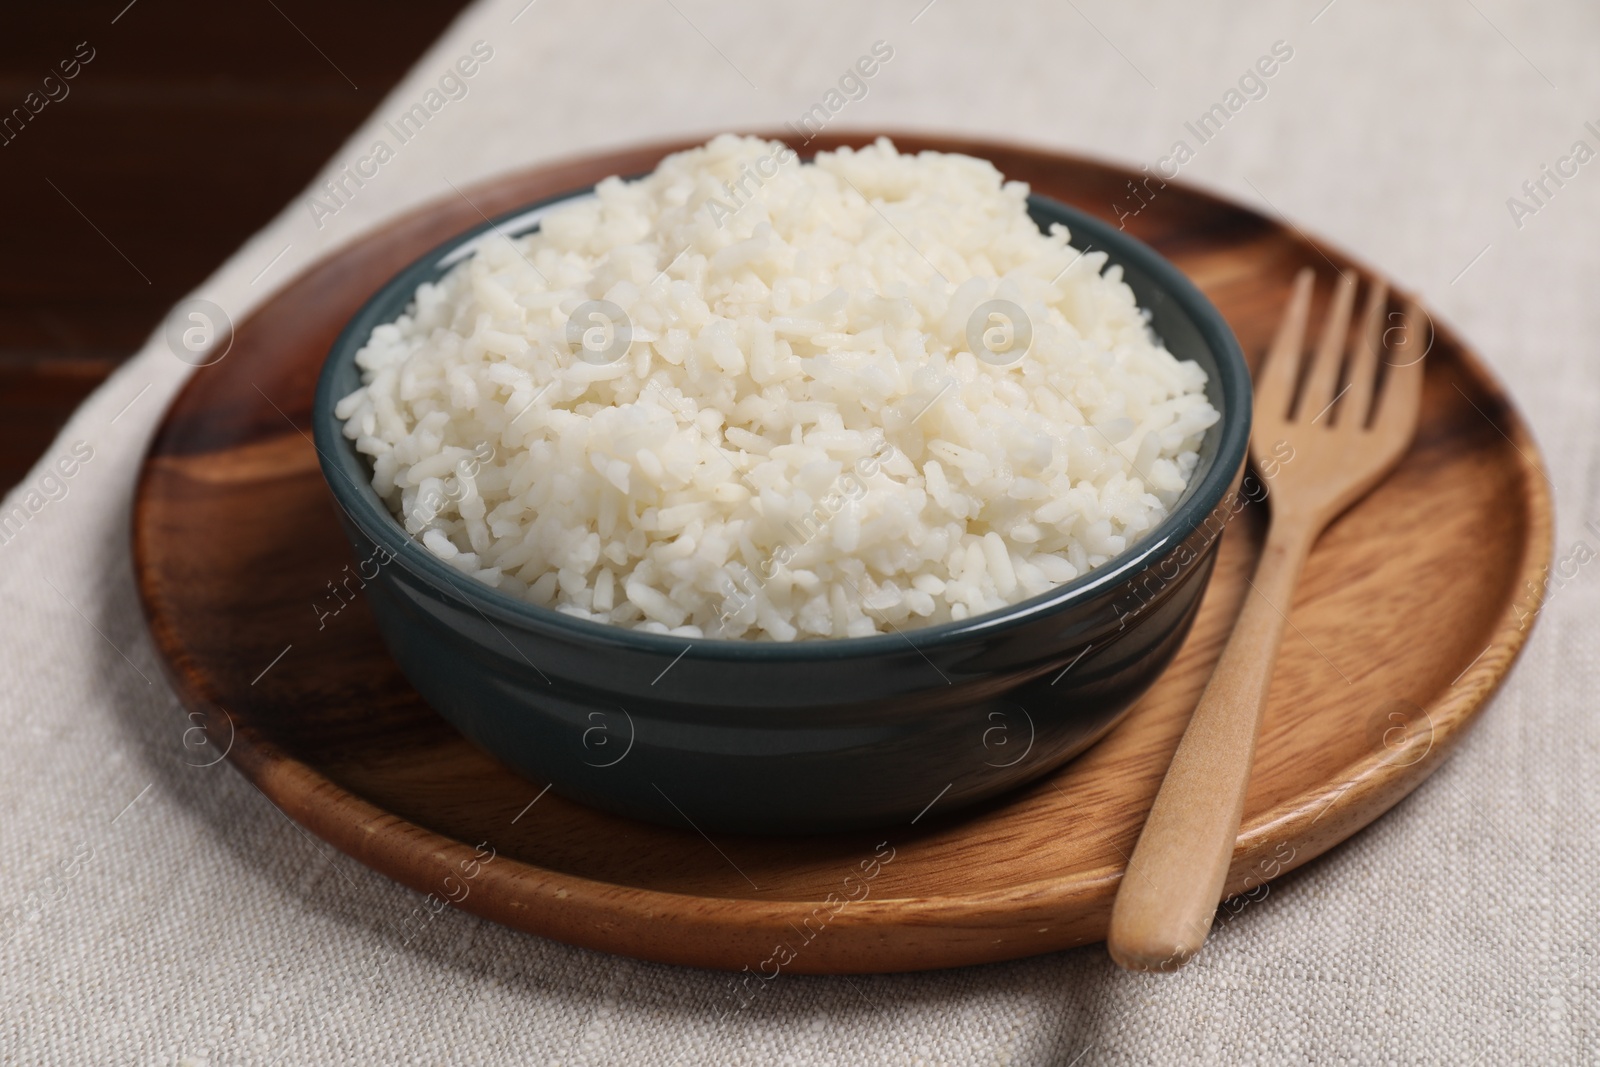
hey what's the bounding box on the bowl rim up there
[312,178,1252,662]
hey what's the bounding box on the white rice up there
[335,135,1219,641]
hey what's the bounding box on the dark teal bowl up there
[312,186,1251,834]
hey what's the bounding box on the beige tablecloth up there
[3,0,1595,1062]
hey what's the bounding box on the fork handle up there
[1107,516,1317,971]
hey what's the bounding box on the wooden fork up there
[1107,267,1428,972]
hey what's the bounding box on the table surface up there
[2,0,1596,1063]
[0,0,471,491]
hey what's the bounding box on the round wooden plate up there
[134,133,1552,975]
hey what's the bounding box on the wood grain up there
[132,133,1553,975]
[0,0,472,491]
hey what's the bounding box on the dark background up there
[0,0,472,490]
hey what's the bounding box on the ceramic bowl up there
[311,183,1251,834]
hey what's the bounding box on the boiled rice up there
[335,135,1219,641]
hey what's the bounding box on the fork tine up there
[1297,271,1357,423]
[1371,296,1427,448]
[1256,268,1315,419]
[1344,278,1388,429]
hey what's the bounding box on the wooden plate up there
[134,134,1552,974]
